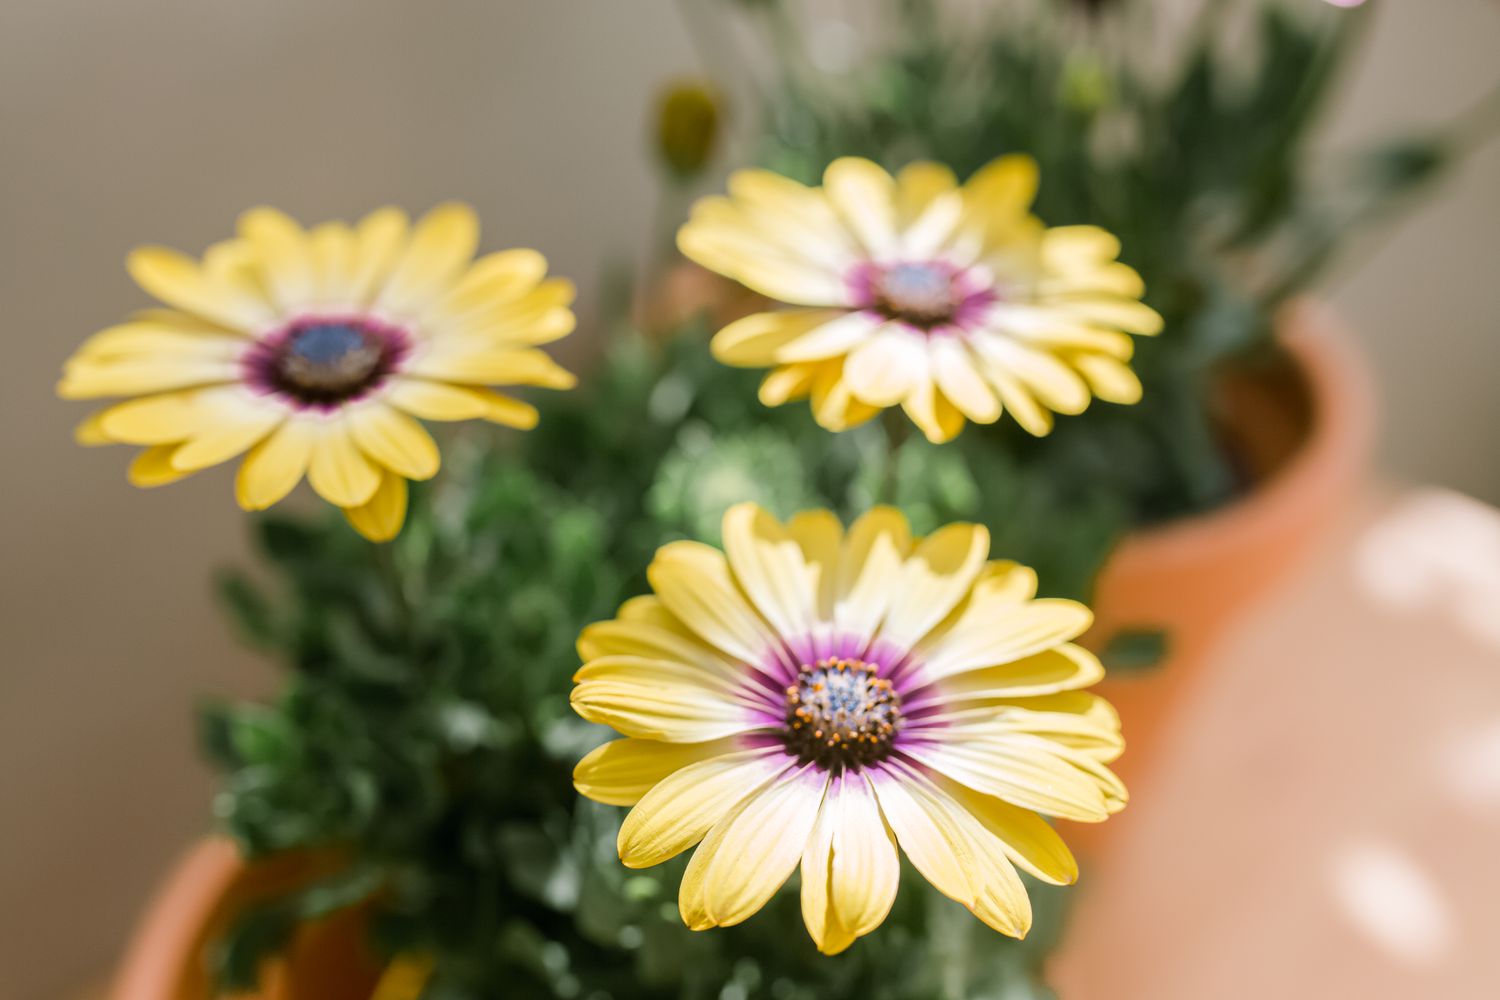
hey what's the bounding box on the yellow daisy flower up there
[571,502,1126,954]
[677,155,1162,442]
[59,203,577,541]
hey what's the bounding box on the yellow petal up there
[125,246,276,332]
[575,618,734,674]
[721,503,815,638]
[702,767,827,926]
[710,309,850,367]
[378,202,480,316]
[73,321,246,360]
[73,411,113,446]
[930,338,1001,424]
[343,470,409,542]
[407,346,576,389]
[758,363,820,407]
[616,749,782,868]
[169,403,285,473]
[307,222,358,307]
[1058,296,1164,336]
[808,358,880,433]
[986,368,1054,437]
[384,379,494,421]
[843,325,928,407]
[903,737,1112,823]
[570,674,758,743]
[96,391,202,445]
[869,765,977,907]
[348,207,410,306]
[895,161,959,229]
[900,379,966,444]
[348,403,440,481]
[57,357,241,400]
[877,522,990,651]
[1072,352,1144,405]
[826,773,901,937]
[236,420,316,510]
[307,421,382,507]
[823,157,898,257]
[834,507,913,641]
[933,643,1104,699]
[647,541,778,666]
[941,777,1078,886]
[963,154,1039,221]
[238,207,314,312]
[128,444,195,487]
[800,784,857,955]
[573,737,744,807]
[786,509,843,624]
[474,389,539,429]
[917,599,1094,681]
[438,248,549,318]
[677,220,851,307]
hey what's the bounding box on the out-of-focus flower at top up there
[656,80,722,180]
[59,204,577,541]
[572,502,1126,954]
[677,156,1161,443]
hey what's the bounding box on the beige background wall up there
[1,2,1495,998]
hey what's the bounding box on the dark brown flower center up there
[783,657,903,770]
[247,316,408,409]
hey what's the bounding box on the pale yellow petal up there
[573,737,744,807]
[1072,352,1144,404]
[348,207,410,306]
[929,338,1000,423]
[378,202,480,315]
[236,419,317,510]
[238,206,315,312]
[786,509,843,624]
[647,541,779,666]
[834,506,913,642]
[57,357,242,400]
[721,503,815,638]
[617,749,783,867]
[702,767,827,926]
[877,522,990,651]
[903,737,1112,823]
[843,325,929,407]
[307,421,382,507]
[384,379,493,421]
[438,248,549,318]
[169,395,286,472]
[347,403,440,481]
[407,346,576,389]
[128,444,194,488]
[941,777,1078,886]
[916,599,1094,682]
[932,643,1105,699]
[125,246,277,332]
[342,470,409,542]
[758,363,820,406]
[823,157,898,257]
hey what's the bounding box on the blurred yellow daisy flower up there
[677,155,1161,442]
[571,502,1125,954]
[59,203,576,541]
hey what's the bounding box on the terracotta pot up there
[1082,300,1376,808]
[109,838,382,1000]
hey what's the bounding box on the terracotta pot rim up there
[110,838,246,1000]
[1110,299,1377,569]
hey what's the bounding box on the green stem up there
[878,409,910,506]
[374,540,415,647]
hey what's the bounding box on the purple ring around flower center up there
[734,630,948,773]
[243,314,412,411]
[847,259,998,333]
